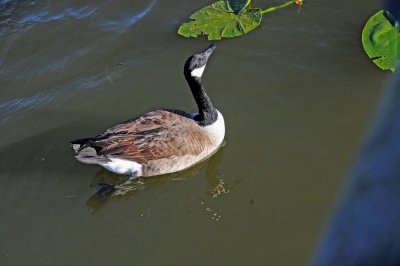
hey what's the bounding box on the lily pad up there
[178,1,262,40]
[362,10,400,72]
[227,0,251,14]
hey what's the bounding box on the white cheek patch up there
[191,65,205,77]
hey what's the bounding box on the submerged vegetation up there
[178,0,302,40]
[362,10,400,72]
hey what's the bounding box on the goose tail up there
[71,138,94,152]
[70,138,109,164]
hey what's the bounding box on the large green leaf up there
[362,10,400,72]
[226,0,251,14]
[178,1,262,41]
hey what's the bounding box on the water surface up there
[0,0,386,265]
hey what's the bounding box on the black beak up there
[201,42,216,58]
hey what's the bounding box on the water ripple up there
[18,5,98,24]
[100,0,157,33]
[0,0,16,17]
[0,1,98,38]
[0,73,104,124]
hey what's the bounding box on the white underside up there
[101,157,143,176]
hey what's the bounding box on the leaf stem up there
[261,0,294,14]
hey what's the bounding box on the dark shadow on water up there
[313,4,400,264]
[86,147,226,212]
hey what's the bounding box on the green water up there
[0,0,386,265]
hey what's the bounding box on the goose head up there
[184,42,216,80]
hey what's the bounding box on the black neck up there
[185,75,218,126]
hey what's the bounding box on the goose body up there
[71,43,225,179]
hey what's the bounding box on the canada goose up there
[71,43,225,182]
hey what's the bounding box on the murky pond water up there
[0,0,387,265]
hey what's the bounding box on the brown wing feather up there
[99,111,176,136]
[90,110,211,164]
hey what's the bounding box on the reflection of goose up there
[86,148,226,211]
[71,43,225,183]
